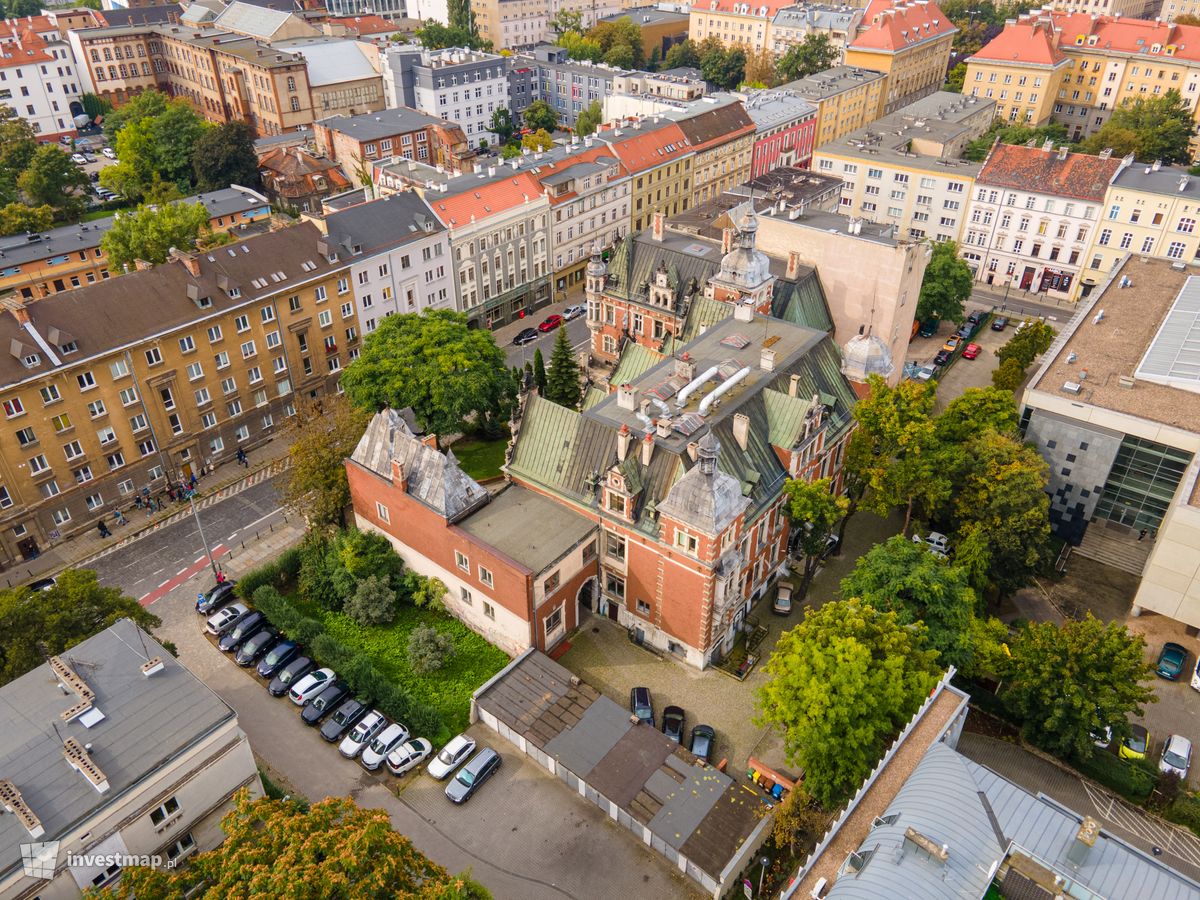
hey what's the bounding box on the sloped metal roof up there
[612,343,665,386]
[763,389,813,450]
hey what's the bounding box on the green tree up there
[100,201,210,270]
[408,623,457,674]
[841,535,979,670]
[933,386,1019,445]
[664,39,700,71]
[588,16,643,68]
[521,128,555,152]
[832,428,872,552]
[742,48,777,88]
[5,0,41,17]
[523,100,558,133]
[0,202,53,237]
[549,9,583,34]
[18,144,88,219]
[543,325,582,409]
[0,105,37,205]
[103,87,168,137]
[559,30,604,62]
[94,791,491,899]
[501,143,521,160]
[991,357,1026,392]
[1080,90,1194,164]
[342,309,515,441]
[916,241,973,324]
[782,477,848,603]
[604,42,635,69]
[757,599,941,808]
[102,96,209,201]
[963,121,1067,162]
[344,574,397,626]
[777,33,839,82]
[490,107,515,145]
[944,62,967,93]
[192,121,260,191]
[81,92,111,121]
[996,320,1056,368]
[574,100,603,137]
[414,21,488,50]
[447,0,478,36]
[0,570,161,686]
[532,347,547,393]
[279,393,371,527]
[1003,615,1156,760]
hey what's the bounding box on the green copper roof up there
[772,272,834,333]
[611,343,665,386]
[582,385,608,411]
[507,395,581,491]
[680,294,734,343]
[763,388,813,449]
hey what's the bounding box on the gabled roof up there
[212,0,300,38]
[0,28,54,69]
[674,102,756,152]
[429,171,545,228]
[283,38,377,87]
[323,192,444,254]
[974,10,1200,66]
[849,0,957,54]
[977,143,1123,202]
[607,121,693,173]
[966,17,1066,66]
[689,0,793,17]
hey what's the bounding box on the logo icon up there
[20,841,60,879]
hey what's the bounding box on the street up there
[501,305,591,369]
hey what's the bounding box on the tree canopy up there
[101,92,210,202]
[573,100,603,137]
[559,30,603,62]
[963,121,1067,162]
[280,393,371,528]
[414,21,491,51]
[589,17,643,69]
[341,309,514,441]
[757,599,941,808]
[490,107,515,144]
[782,478,848,603]
[193,121,260,192]
[698,37,745,89]
[0,202,53,237]
[543,326,582,409]
[777,34,839,82]
[1079,90,1194,164]
[521,129,555,152]
[916,240,973,324]
[100,201,210,271]
[663,39,700,71]
[523,100,558,133]
[0,105,37,206]
[19,144,89,219]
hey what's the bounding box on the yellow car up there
[1119,724,1149,760]
[942,335,961,353]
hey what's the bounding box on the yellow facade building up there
[783,65,888,147]
[842,0,957,112]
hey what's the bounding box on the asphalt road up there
[504,314,590,369]
[88,476,286,602]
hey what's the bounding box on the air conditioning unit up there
[1063,381,1082,394]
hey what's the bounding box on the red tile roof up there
[535,145,628,205]
[606,121,693,173]
[967,17,1065,66]
[974,10,1200,66]
[977,143,1123,202]
[328,15,397,35]
[430,171,545,227]
[849,0,957,53]
[689,0,793,17]
[0,29,54,70]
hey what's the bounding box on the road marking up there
[137,542,228,607]
[176,567,187,576]
[158,579,170,587]
[235,508,285,535]
[195,556,205,564]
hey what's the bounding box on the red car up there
[538,315,563,333]
[961,343,981,360]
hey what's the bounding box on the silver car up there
[427,733,476,780]
[361,723,409,771]
[205,603,248,635]
[339,710,387,759]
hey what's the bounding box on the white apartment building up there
[0,22,85,140]
[320,193,455,339]
[412,48,509,146]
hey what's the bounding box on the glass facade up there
[1093,436,1193,530]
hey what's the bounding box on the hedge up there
[235,546,301,600]
[1166,793,1200,837]
[1074,750,1157,803]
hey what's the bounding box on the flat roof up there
[277,38,377,87]
[1028,256,1200,434]
[0,620,234,880]
[456,484,595,574]
[1110,162,1200,202]
[601,6,688,25]
[316,105,446,140]
[781,65,886,101]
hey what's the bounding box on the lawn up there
[289,593,508,737]
[451,434,508,480]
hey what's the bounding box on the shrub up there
[342,654,387,701]
[403,573,447,611]
[335,529,404,592]
[1166,793,1200,837]
[292,617,325,646]
[407,624,456,675]
[1074,750,1157,802]
[299,534,344,610]
[312,633,353,672]
[235,559,284,600]
[344,574,397,626]
[277,546,302,582]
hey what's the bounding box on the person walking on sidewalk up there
[113,509,127,526]
[97,520,111,538]
[236,447,248,468]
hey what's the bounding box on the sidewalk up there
[970,283,1076,321]
[489,282,586,345]
[4,442,290,590]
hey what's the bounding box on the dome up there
[841,333,895,383]
[718,247,772,290]
[586,240,606,277]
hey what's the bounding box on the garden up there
[235,528,509,742]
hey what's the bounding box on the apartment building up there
[606,119,696,233]
[1083,161,1200,290]
[674,99,756,207]
[961,141,1124,301]
[428,170,552,327]
[0,223,356,563]
[842,0,957,113]
[1162,0,1200,20]
[69,23,316,135]
[783,65,888,147]
[472,0,623,51]
[0,19,86,141]
[688,0,796,53]
[739,88,819,175]
[319,192,455,335]
[1048,0,1156,15]
[770,5,865,58]
[967,9,1200,150]
[209,1,321,41]
[0,620,262,898]
[380,45,510,145]
[0,186,272,302]
[257,145,353,214]
[516,45,628,126]
[600,6,689,62]
[813,92,993,243]
[312,106,473,187]
[276,38,385,120]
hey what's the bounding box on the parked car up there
[256,639,300,678]
[966,310,985,327]
[1090,725,1112,749]
[320,697,369,742]
[101,147,116,159]
[538,314,563,333]
[288,667,334,706]
[991,316,1009,331]
[914,364,938,382]
[926,532,950,554]
[662,706,685,744]
[512,327,539,346]
[427,733,476,780]
[1119,724,1150,760]
[71,152,87,165]
[630,686,654,726]
[562,304,586,320]
[386,738,433,776]
[205,603,247,635]
[362,722,409,771]
[772,580,793,616]
[941,335,962,353]
[339,710,387,758]
[445,748,501,803]
[26,576,56,591]
[918,319,939,338]
[268,656,314,697]
[1160,734,1193,779]
[217,610,266,653]
[1191,657,1200,691]
[196,581,238,614]
[301,681,351,726]
[933,349,953,367]
[690,724,715,763]
[1157,642,1188,680]
[962,343,981,360]
[234,627,279,667]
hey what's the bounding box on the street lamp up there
[758,856,770,896]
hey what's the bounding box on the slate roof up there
[323,192,444,256]
[0,620,234,879]
[977,143,1122,202]
[316,106,446,142]
[95,3,183,26]
[673,102,756,151]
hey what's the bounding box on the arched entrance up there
[576,576,596,623]
[69,100,84,117]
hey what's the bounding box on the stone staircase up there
[1072,522,1154,576]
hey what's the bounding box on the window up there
[119,387,138,407]
[227,399,242,417]
[194,387,211,406]
[455,550,469,572]
[52,412,73,432]
[545,605,563,636]
[482,601,495,620]
[318,310,332,327]
[674,529,699,555]
[160,387,174,410]
[1168,241,1186,259]
[314,285,326,303]
[478,565,493,588]
[260,306,275,324]
[77,371,96,391]
[544,570,560,592]
[234,314,250,333]
[97,425,117,445]
[604,572,625,599]
[40,384,61,404]
[74,465,93,484]
[165,833,195,864]
[187,362,204,381]
[201,411,217,429]
[210,436,224,453]
[106,451,125,470]
[375,501,390,523]
[460,586,472,605]
[240,340,256,359]
[149,797,179,826]
[215,351,230,370]
[52,507,71,526]
[265,330,281,349]
[178,335,195,353]
[340,302,353,319]
[145,347,162,366]
[207,324,223,343]
[16,427,35,447]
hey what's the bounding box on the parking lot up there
[905,307,1008,410]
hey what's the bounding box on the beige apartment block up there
[783,66,888,147]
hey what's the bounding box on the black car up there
[991,316,1009,331]
[268,655,314,696]
[956,324,974,340]
[512,327,538,346]
[662,706,685,744]
[320,697,370,742]
[444,748,501,804]
[217,610,266,652]
[301,680,351,725]
[630,687,654,726]
[256,639,300,679]
[234,627,279,667]
[933,349,953,366]
[690,724,715,763]
[918,319,939,338]
[196,581,238,614]
[966,310,985,327]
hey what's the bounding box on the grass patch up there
[289,593,508,736]
[451,434,508,480]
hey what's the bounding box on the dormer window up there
[59,341,77,355]
[195,296,213,309]
[227,287,241,298]
[22,353,40,368]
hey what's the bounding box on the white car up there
[339,710,387,759]
[1160,733,1193,779]
[427,733,476,780]
[914,364,937,382]
[361,722,409,771]
[70,153,87,165]
[912,531,949,559]
[101,147,116,159]
[205,602,248,635]
[772,580,793,616]
[288,667,333,706]
[562,303,586,320]
[386,738,433,776]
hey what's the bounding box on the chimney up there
[734,299,754,322]
[391,459,408,491]
[1067,817,1100,867]
[617,382,637,410]
[788,373,802,398]
[656,417,672,438]
[140,656,165,677]
[170,247,201,276]
[686,440,699,461]
[652,211,665,241]
[1057,145,1069,161]
[785,250,802,280]
[134,258,153,271]
[721,226,734,254]
[3,299,30,326]
[732,413,750,450]
[640,432,654,466]
[1041,138,1054,152]
[420,434,438,449]
[760,347,776,372]
[673,353,696,381]
[617,423,632,461]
